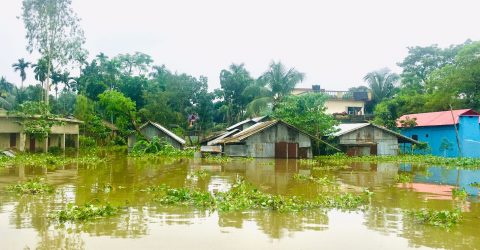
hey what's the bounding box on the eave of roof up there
[332,123,420,144]
[397,109,479,127]
[140,121,186,145]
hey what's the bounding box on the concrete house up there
[212,120,315,158]
[331,123,419,156]
[128,121,186,151]
[398,109,480,158]
[292,85,371,116]
[0,110,81,152]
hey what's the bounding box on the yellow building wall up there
[325,100,365,114]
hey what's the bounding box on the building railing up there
[333,114,375,122]
[311,90,370,101]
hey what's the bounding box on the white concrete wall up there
[325,100,365,114]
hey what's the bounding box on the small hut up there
[331,123,419,156]
[128,121,186,151]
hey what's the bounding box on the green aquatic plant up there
[0,153,106,168]
[6,178,54,194]
[452,188,468,200]
[469,182,480,188]
[395,172,413,183]
[149,185,215,208]
[130,137,195,158]
[147,178,370,213]
[203,155,232,163]
[188,169,210,179]
[315,154,480,169]
[292,174,336,185]
[53,203,118,222]
[406,209,462,229]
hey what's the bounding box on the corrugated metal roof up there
[331,123,420,144]
[207,129,239,145]
[397,109,480,127]
[220,120,279,143]
[226,116,268,131]
[331,123,370,137]
[140,121,186,145]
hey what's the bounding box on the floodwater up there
[1,156,480,250]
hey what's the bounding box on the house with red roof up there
[397,109,480,158]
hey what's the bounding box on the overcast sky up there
[1,0,480,91]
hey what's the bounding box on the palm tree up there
[363,68,400,103]
[244,61,305,116]
[259,61,305,102]
[12,58,31,89]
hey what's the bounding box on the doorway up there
[29,137,36,152]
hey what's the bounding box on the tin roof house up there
[203,118,317,158]
[330,123,419,156]
[397,109,480,158]
[127,121,186,151]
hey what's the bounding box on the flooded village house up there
[331,123,419,156]
[128,121,186,151]
[398,109,480,158]
[0,110,81,152]
[204,119,315,159]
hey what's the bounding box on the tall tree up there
[12,58,31,89]
[259,61,305,102]
[219,63,255,124]
[363,68,399,104]
[22,0,87,106]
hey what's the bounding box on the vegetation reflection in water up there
[2,153,480,249]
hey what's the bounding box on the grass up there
[315,153,480,169]
[147,178,370,212]
[405,209,462,229]
[6,178,54,194]
[52,203,119,222]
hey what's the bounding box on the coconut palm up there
[363,68,399,103]
[12,58,31,89]
[259,61,305,102]
[244,61,305,116]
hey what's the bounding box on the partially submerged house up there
[330,123,419,156]
[206,120,316,158]
[0,109,81,152]
[398,109,480,158]
[128,121,186,151]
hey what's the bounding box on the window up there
[347,107,362,115]
[412,135,418,140]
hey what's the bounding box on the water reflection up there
[0,157,479,249]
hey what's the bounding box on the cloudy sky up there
[1,0,480,91]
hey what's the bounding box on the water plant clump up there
[292,174,336,185]
[187,169,210,179]
[53,203,119,222]
[6,178,54,194]
[405,209,462,229]
[149,185,216,209]
[0,153,107,168]
[203,155,232,163]
[147,178,370,213]
[395,172,413,183]
[452,188,468,200]
[315,153,480,169]
[470,182,480,188]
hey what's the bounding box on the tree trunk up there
[45,60,51,106]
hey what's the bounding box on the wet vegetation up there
[6,178,54,194]
[0,153,106,168]
[292,174,336,185]
[53,203,119,222]
[452,188,468,200]
[130,137,194,158]
[147,178,370,212]
[405,209,463,229]
[315,153,480,169]
[395,172,414,183]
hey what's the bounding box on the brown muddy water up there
[1,156,480,250]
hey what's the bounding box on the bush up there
[79,136,96,148]
[48,146,63,155]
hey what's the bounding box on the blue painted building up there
[398,109,480,158]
